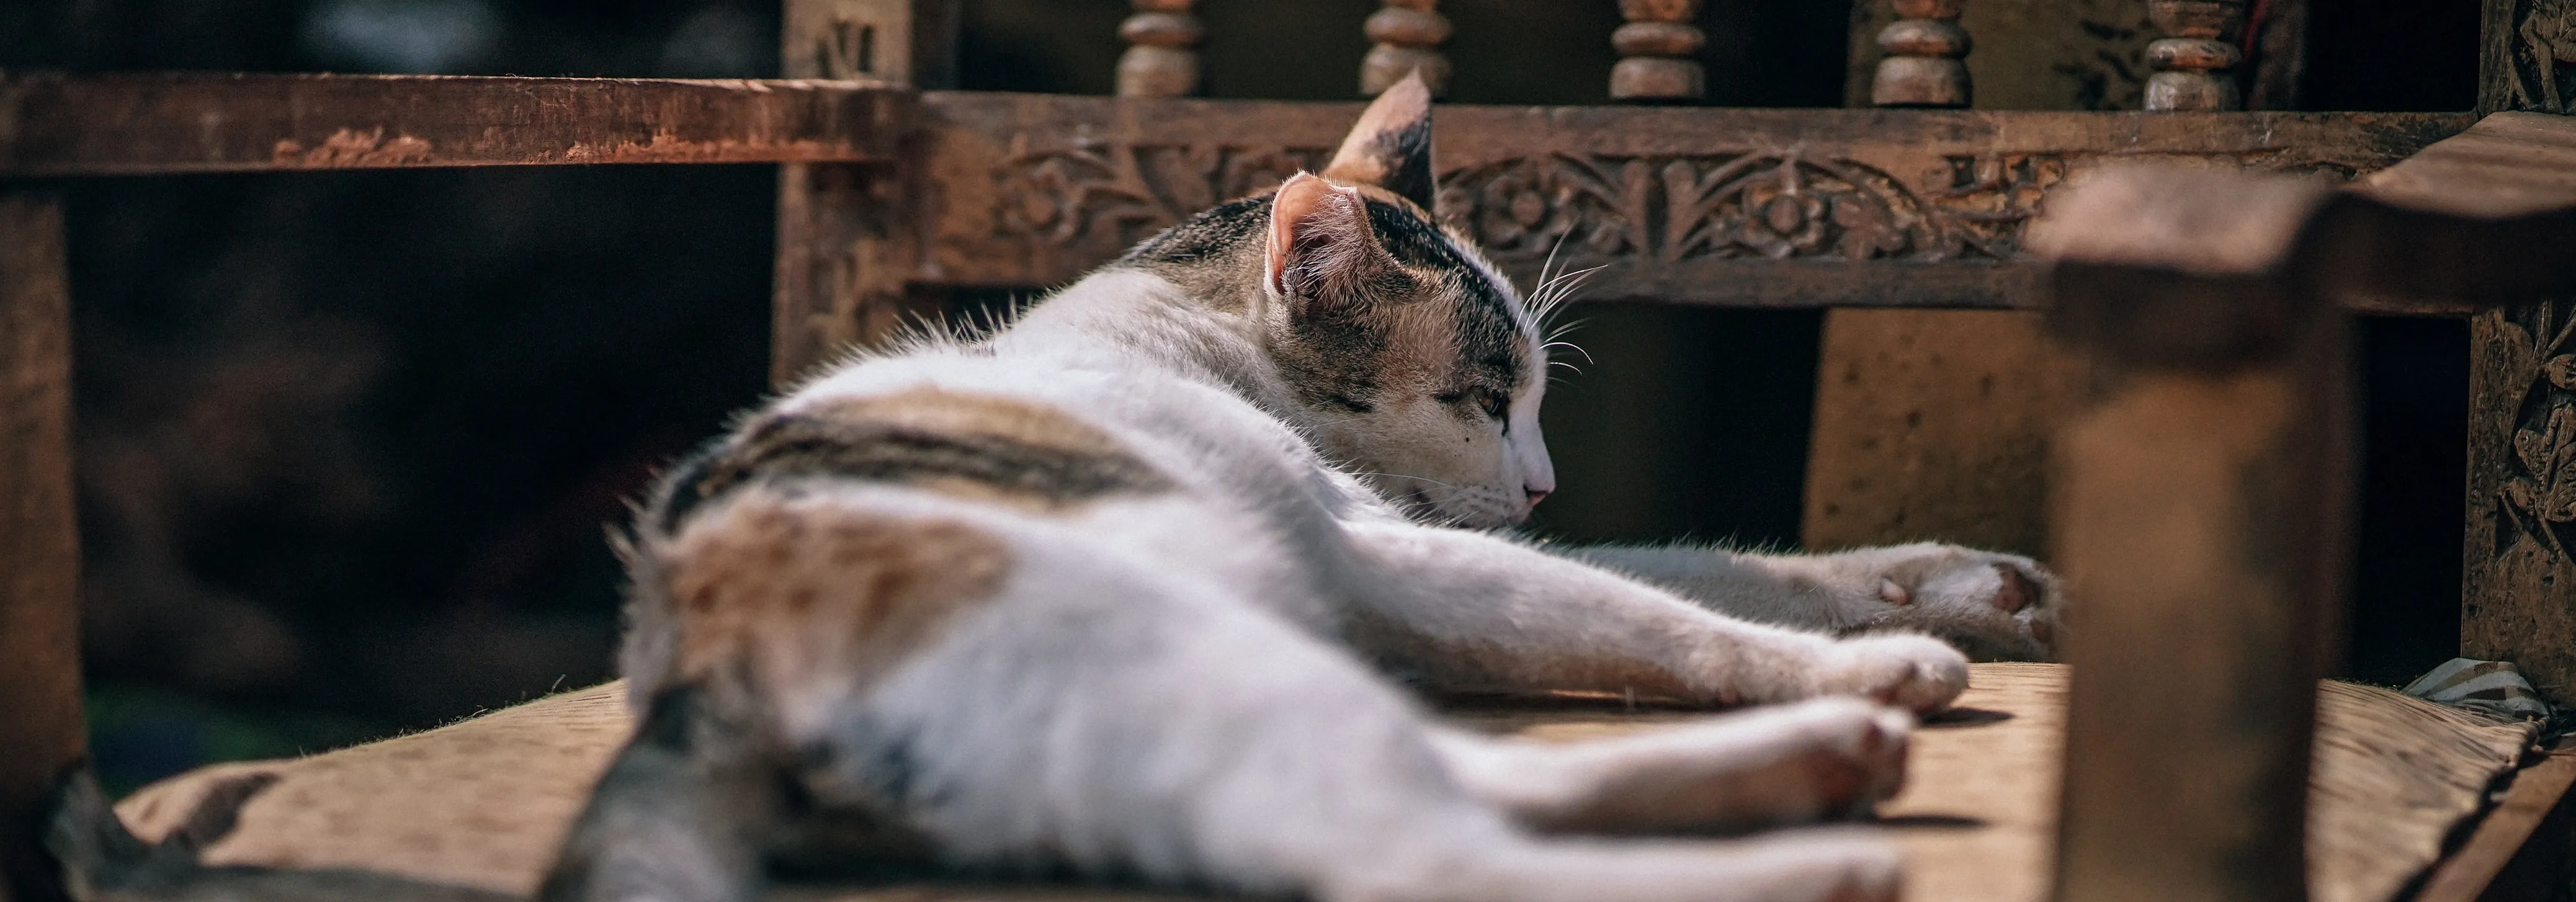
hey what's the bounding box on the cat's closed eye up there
[1435,388,1509,420]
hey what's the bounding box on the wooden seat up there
[104,664,2535,902]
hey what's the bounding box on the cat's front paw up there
[1816,634,1967,713]
[1848,543,2061,662]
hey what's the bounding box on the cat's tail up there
[45,765,518,902]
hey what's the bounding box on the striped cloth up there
[2400,658,2553,723]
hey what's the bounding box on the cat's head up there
[1257,76,1556,528]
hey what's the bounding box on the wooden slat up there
[913,94,2469,311]
[0,73,909,176]
[0,191,83,902]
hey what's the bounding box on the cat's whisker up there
[1526,262,1605,333]
[1540,340,1596,367]
[1344,470,1463,492]
[1544,314,1593,346]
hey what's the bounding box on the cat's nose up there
[1525,488,1551,507]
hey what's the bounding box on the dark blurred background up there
[0,0,2479,792]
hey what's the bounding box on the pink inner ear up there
[1265,173,1369,300]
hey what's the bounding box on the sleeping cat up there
[52,75,2059,902]
[535,75,2056,902]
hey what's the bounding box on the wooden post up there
[2035,149,2576,902]
[1870,0,1971,108]
[1842,0,2153,111]
[1363,1,1452,98]
[0,191,84,902]
[2141,0,2247,111]
[773,0,952,387]
[1609,0,1706,102]
[1119,0,1204,98]
[2039,169,2353,902]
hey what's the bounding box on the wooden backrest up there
[766,0,2461,384]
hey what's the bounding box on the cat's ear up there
[1321,72,1436,210]
[1266,172,1396,321]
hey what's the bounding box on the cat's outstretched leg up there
[539,686,781,902]
[1336,521,1968,712]
[1316,825,1902,902]
[1564,542,2060,661]
[1426,697,1911,834]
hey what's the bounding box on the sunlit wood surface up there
[118,664,2534,902]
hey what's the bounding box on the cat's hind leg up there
[1317,821,1902,902]
[1427,696,1911,835]
[538,686,782,902]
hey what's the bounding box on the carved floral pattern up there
[2510,0,2576,113]
[2492,298,2576,558]
[994,143,1330,247]
[1433,152,2061,263]
[990,142,2066,264]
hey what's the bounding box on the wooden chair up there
[4,1,2575,899]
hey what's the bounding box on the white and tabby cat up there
[52,75,2060,902]
[537,76,2058,902]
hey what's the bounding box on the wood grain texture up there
[1801,309,2081,557]
[114,666,2534,902]
[118,684,631,896]
[772,0,955,386]
[917,93,2466,309]
[0,74,908,176]
[0,192,82,902]
[2414,743,2576,902]
[2361,112,2576,218]
[2481,0,2576,115]
[2045,178,2354,901]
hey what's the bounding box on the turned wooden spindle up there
[1362,0,1452,97]
[2142,0,2245,111]
[1117,0,1203,98]
[1611,0,1706,102]
[1871,0,1971,107]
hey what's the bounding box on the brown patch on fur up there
[687,388,1172,516]
[1320,73,1435,209]
[662,497,1012,695]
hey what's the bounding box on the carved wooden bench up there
[5,1,2575,899]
